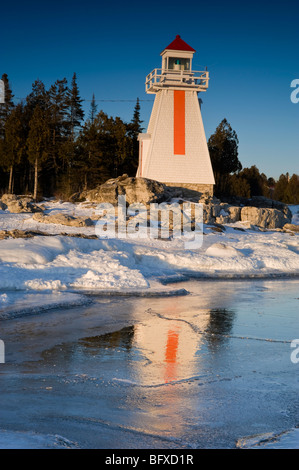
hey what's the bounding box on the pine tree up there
[67,73,84,135]
[27,105,51,200]
[208,119,242,196]
[2,104,26,193]
[89,93,98,124]
[126,98,144,175]
[26,79,48,111]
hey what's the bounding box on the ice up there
[0,291,91,319]
[0,429,77,449]
[236,427,299,449]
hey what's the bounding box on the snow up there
[290,204,299,225]
[0,199,298,302]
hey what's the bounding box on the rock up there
[240,207,291,229]
[5,200,43,214]
[82,176,168,205]
[68,192,83,203]
[1,194,19,205]
[1,194,42,213]
[0,229,50,239]
[32,212,93,227]
[228,206,241,223]
[206,223,226,233]
[221,195,292,220]
[283,223,299,232]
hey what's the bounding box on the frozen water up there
[0,278,298,449]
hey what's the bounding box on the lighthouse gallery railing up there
[145,68,209,93]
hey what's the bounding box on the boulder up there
[32,212,93,227]
[1,194,42,213]
[1,194,19,205]
[240,207,291,229]
[82,175,168,205]
[221,195,292,220]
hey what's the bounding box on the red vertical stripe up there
[174,90,185,155]
[164,329,179,383]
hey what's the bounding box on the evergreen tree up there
[126,98,143,175]
[48,78,69,177]
[89,93,98,124]
[77,117,109,190]
[26,79,49,112]
[67,73,84,135]
[239,165,267,197]
[27,105,51,199]
[1,104,26,193]
[208,119,242,196]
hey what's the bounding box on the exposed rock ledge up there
[74,175,293,230]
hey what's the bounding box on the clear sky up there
[1,0,298,179]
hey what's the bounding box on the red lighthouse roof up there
[162,35,196,53]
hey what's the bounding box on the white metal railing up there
[145,68,209,92]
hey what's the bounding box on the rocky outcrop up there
[81,175,168,206]
[240,207,291,229]
[32,212,93,227]
[220,195,292,220]
[200,198,292,229]
[1,194,43,213]
[71,178,294,231]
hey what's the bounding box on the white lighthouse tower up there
[137,35,215,195]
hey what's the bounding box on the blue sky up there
[1,0,298,179]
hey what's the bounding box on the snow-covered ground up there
[0,200,298,307]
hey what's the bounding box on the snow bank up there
[0,200,298,297]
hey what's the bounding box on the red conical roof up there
[162,35,196,53]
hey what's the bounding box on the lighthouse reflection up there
[80,300,235,386]
[131,303,235,386]
[77,296,236,436]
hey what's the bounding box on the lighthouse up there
[137,35,215,195]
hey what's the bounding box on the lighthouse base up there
[164,182,214,197]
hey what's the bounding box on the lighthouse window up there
[168,57,190,71]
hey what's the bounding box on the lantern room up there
[161,35,195,72]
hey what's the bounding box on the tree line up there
[0,74,298,204]
[0,73,143,199]
[208,119,299,204]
